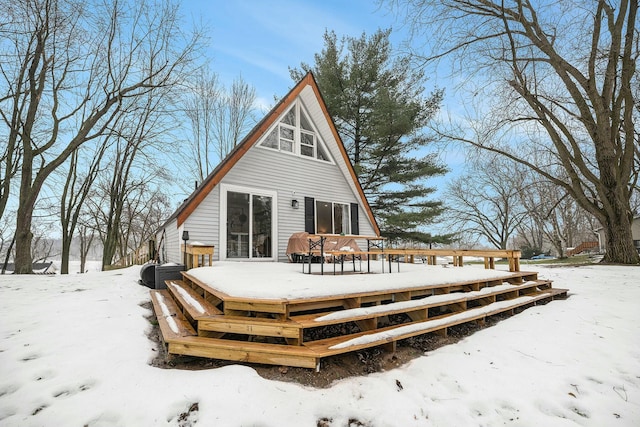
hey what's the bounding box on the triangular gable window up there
[259,100,332,162]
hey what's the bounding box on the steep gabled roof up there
[172,72,379,235]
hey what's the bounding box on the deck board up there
[166,280,223,320]
[168,336,319,369]
[291,280,546,328]
[150,290,196,342]
[199,315,302,340]
[306,291,556,356]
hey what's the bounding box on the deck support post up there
[382,341,397,353]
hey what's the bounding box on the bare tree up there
[182,72,256,184]
[59,141,109,274]
[30,226,56,264]
[394,0,640,264]
[0,211,15,273]
[518,171,600,258]
[99,131,152,268]
[183,70,221,183]
[118,186,172,260]
[86,86,176,269]
[444,154,528,249]
[77,222,96,274]
[216,76,257,157]
[514,215,545,258]
[0,0,200,273]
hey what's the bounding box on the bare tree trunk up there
[101,184,125,269]
[60,236,72,274]
[1,234,15,274]
[1,0,201,274]
[15,168,36,273]
[60,143,109,274]
[602,211,638,264]
[79,225,95,274]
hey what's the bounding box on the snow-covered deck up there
[149,260,568,369]
[186,261,516,301]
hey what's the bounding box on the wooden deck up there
[150,265,568,370]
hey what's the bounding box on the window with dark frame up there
[315,200,350,235]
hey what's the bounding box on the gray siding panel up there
[174,89,376,262]
[221,145,374,260]
[162,218,180,264]
[184,186,221,261]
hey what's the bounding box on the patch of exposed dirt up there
[317,417,370,426]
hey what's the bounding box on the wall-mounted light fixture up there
[291,199,299,209]
[182,230,190,267]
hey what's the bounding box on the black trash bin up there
[139,263,157,288]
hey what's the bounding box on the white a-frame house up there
[157,72,379,263]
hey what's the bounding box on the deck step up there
[166,280,223,323]
[292,280,547,328]
[149,269,567,370]
[292,294,466,328]
[199,315,302,340]
[150,290,197,342]
[305,291,555,357]
[166,336,319,369]
[547,287,569,299]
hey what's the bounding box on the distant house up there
[595,215,640,254]
[156,73,379,263]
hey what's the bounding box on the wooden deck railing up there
[378,248,521,272]
[109,240,156,268]
[567,241,598,257]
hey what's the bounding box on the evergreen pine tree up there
[291,29,451,244]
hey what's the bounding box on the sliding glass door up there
[224,188,274,259]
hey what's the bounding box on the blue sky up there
[183,0,412,107]
[181,0,466,184]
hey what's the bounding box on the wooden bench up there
[324,250,369,274]
[320,248,524,274]
[384,248,522,272]
[181,244,215,268]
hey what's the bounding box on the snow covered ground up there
[0,263,638,426]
